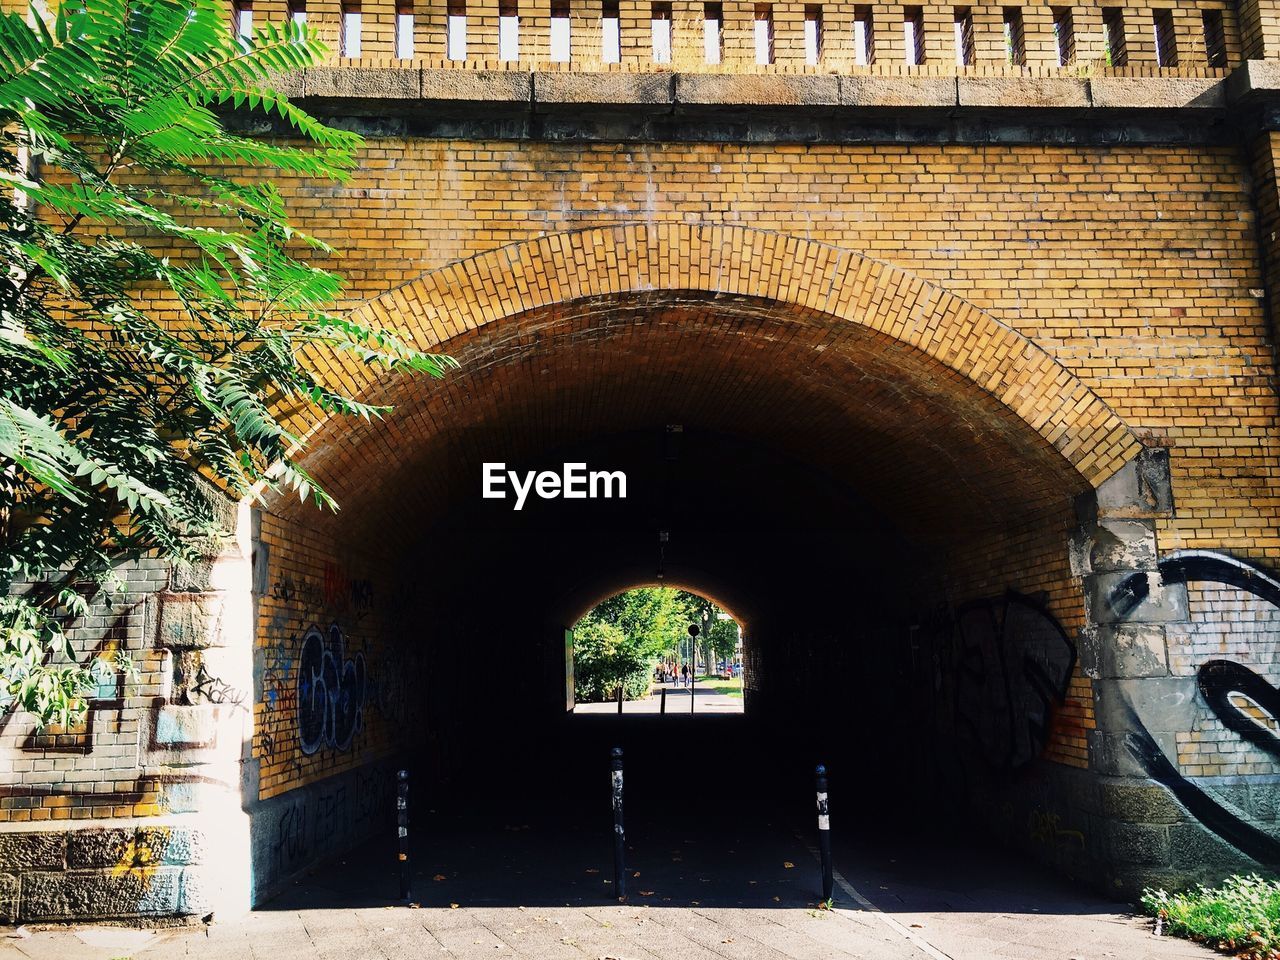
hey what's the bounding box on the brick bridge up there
[7,0,1280,925]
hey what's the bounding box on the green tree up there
[589,587,686,659]
[704,615,739,669]
[673,591,738,676]
[0,0,452,726]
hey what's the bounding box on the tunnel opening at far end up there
[568,585,747,717]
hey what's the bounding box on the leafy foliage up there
[682,591,740,669]
[571,620,651,702]
[1143,875,1280,957]
[589,588,689,661]
[1,0,454,725]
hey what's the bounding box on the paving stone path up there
[1,814,1218,960]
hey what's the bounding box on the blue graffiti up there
[296,624,367,756]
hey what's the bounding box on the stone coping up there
[274,65,1245,112]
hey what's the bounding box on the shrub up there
[572,620,651,702]
[1143,874,1280,958]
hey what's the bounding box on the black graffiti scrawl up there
[954,591,1077,771]
[296,624,368,756]
[1117,551,1280,866]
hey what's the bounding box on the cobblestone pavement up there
[1,812,1216,960]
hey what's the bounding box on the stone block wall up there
[0,506,256,922]
[0,825,211,923]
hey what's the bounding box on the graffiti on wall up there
[184,660,249,711]
[256,558,425,797]
[270,574,324,611]
[323,562,375,620]
[268,762,392,885]
[258,557,383,767]
[1115,551,1280,865]
[952,590,1077,771]
[296,624,368,756]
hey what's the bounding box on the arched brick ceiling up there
[275,291,1096,558]
[286,223,1141,489]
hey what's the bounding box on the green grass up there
[1143,875,1280,957]
[692,676,743,697]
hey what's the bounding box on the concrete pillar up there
[142,496,256,920]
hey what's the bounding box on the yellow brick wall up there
[945,511,1095,768]
[12,133,1272,797]
[198,137,1259,787]
[236,139,1274,560]
[254,513,416,800]
[256,138,1266,780]
[0,0,1259,69]
[246,0,1241,69]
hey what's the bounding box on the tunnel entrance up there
[249,225,1146,907]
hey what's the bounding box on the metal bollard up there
[397,769,411,902]
[617,684,623,714]
[611,747,626,902]
[660,687,667,714]
[816,764,833,903]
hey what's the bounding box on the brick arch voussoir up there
[342,223,1142,490]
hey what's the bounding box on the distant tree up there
[674,591,738,676]
[705,615,740,670]
[589,587,685,660]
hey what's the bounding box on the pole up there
[397,769,411,902]
[617,683,623,714]
[816,764,833,903]
[611,747,626,902]
[687,624,700,716]
[660,686,667,714]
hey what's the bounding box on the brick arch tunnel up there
[245,224,1162,904]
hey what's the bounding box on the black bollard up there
[397,769,411,902]
[617,684,623,714]
[611,747,626,902]
[816,764,833,903]
[660,687,667,714]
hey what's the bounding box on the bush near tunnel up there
[570,620,651,702]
